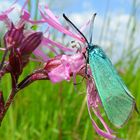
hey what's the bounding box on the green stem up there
[74,96,87,130]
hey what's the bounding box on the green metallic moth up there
[63,13,138,127]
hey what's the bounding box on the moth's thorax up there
[87,44,99,52]
[88,45,106,59]
[87,43,94,52]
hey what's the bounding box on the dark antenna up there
[63,14,89,44]
[89,13,97,44]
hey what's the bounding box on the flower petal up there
[20,32,43,56]
[33,47,49,61]
[45,54,85,83]
[48,63,71,83]
[44,5,61,24]
[86,79,116,139]
[42,37,74,52]
[61,54,85,73]
[87,99,116,139]
[39,8,84,42]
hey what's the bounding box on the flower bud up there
[4,23,24,48]
[20,32,43,56]
[9,48,22,76]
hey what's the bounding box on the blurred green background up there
[0,0,140,140]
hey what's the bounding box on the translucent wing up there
[89,45,135,127]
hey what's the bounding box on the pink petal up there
[0,0,17,19]
[0,14,8,21]
[22,9,84,42]
[33,47,49,61]
[87,80,99,108]
[87,101,116,139]
[48,63,71,83]
[92,108,114,134]
[39,8,84,42]
[21,0,29,14]
[21,10,30,20]
[43,5,61,24]
[21,7,86,44]
[86,80,116,139]
[46,45,59,55]
[61,54,85,73]
[42,37,74,52]
[46,54,85,83]
[0,5,14,27]
[2,7,15,15]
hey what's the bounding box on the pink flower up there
[2,21,43,84]
[45,53,85,83]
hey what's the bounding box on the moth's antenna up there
[63,14,89,44]
[89,13,97,44]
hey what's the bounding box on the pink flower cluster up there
[0,0,116,139]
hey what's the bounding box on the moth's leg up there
[85,59,88,75]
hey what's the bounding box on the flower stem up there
[0,88,17,125]
[0,49,8,71]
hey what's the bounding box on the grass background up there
[0,0,140,140]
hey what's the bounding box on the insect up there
[63,13,137,127]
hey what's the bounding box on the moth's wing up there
[105,54,135,99]
[89,47,135,127]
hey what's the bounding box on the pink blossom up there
[44,53,85,83]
